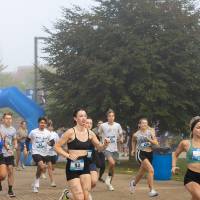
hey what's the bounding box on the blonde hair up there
[189,116,200,138]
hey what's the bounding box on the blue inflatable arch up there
[0,86,44,132]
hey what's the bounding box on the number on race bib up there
[70,159,84,171]
[192,149,200,161]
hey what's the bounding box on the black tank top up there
[68,128,93,150]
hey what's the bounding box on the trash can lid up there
[153,147,172,154]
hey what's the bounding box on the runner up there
[47,120,59,187]
[92,120,105,182]
[85,117,99,190]
[16,121,28,170]
[0,112,17,197]
[172,116,200,199]
[129,118,159,197]
[55,108,110,200]
[27,117,51,193]
[0,130,7,192]
[99,109,123,191]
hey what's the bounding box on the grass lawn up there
[56,158,187,182]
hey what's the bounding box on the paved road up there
[0,167,190,200]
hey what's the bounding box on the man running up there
[47,120,59,187]
[27,117,51,193]
[99,109,123,191]
[0,112,17,197]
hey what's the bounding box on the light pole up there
[34,36,47,102]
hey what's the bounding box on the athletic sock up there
[8,185,12,192]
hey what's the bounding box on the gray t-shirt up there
[99,122,122,152]
[0,125,17,157]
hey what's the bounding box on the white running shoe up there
[148,189,159,197]
[34,179,40,188]
[108,184,114,191]
[51,182,56,187]
[129,179,136,193]
[41,173,47,179]
[59,188,70,200]
[105,176,111,186]
[21,164,26,169]
[88,193,93,200]
[32,184,39,193]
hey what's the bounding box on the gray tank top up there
[135,129,152,151]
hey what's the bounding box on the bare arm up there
[54,130,71,159]
[147,128,159,145]
[13,136,18,149]
[172,140,188,174]
[131,133,137,156]
[90,131,110,151]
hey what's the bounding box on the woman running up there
[85,118,99,190]
[55,109,110,200]
[172,116,200,200]
[129,118,159,197]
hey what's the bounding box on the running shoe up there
[21,164,26,169]
[32,184,39,193]
[148,189,159,197]
[58,188,70,200]
[8,190,16,197]
[51,181,56,187]
[129,179,136,193]
[41,173,47,179]
[105,176,111,186]
[15,166,21,171]
[108,184,114,191]
[88,193,93,200]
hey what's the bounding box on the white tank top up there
[135,129,152,151]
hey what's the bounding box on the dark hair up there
[38,117,47,123]
[73,108,86,124]
[106,109,115,116]
[3,112,13,118]
[20,120,26,125]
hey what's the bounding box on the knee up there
[148,168,154,175]
[91,181,96,188]
[109,161,115,168]
[39,164,46,171]
[0,173,7,181]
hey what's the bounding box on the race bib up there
[192,149,200,161]
[141,142,151,148]
[70,159,84,171]
[87,150,92,158]
[108,136,116,144]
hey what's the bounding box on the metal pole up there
[34,37,38,102]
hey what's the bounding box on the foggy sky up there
[0,0,96,72]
